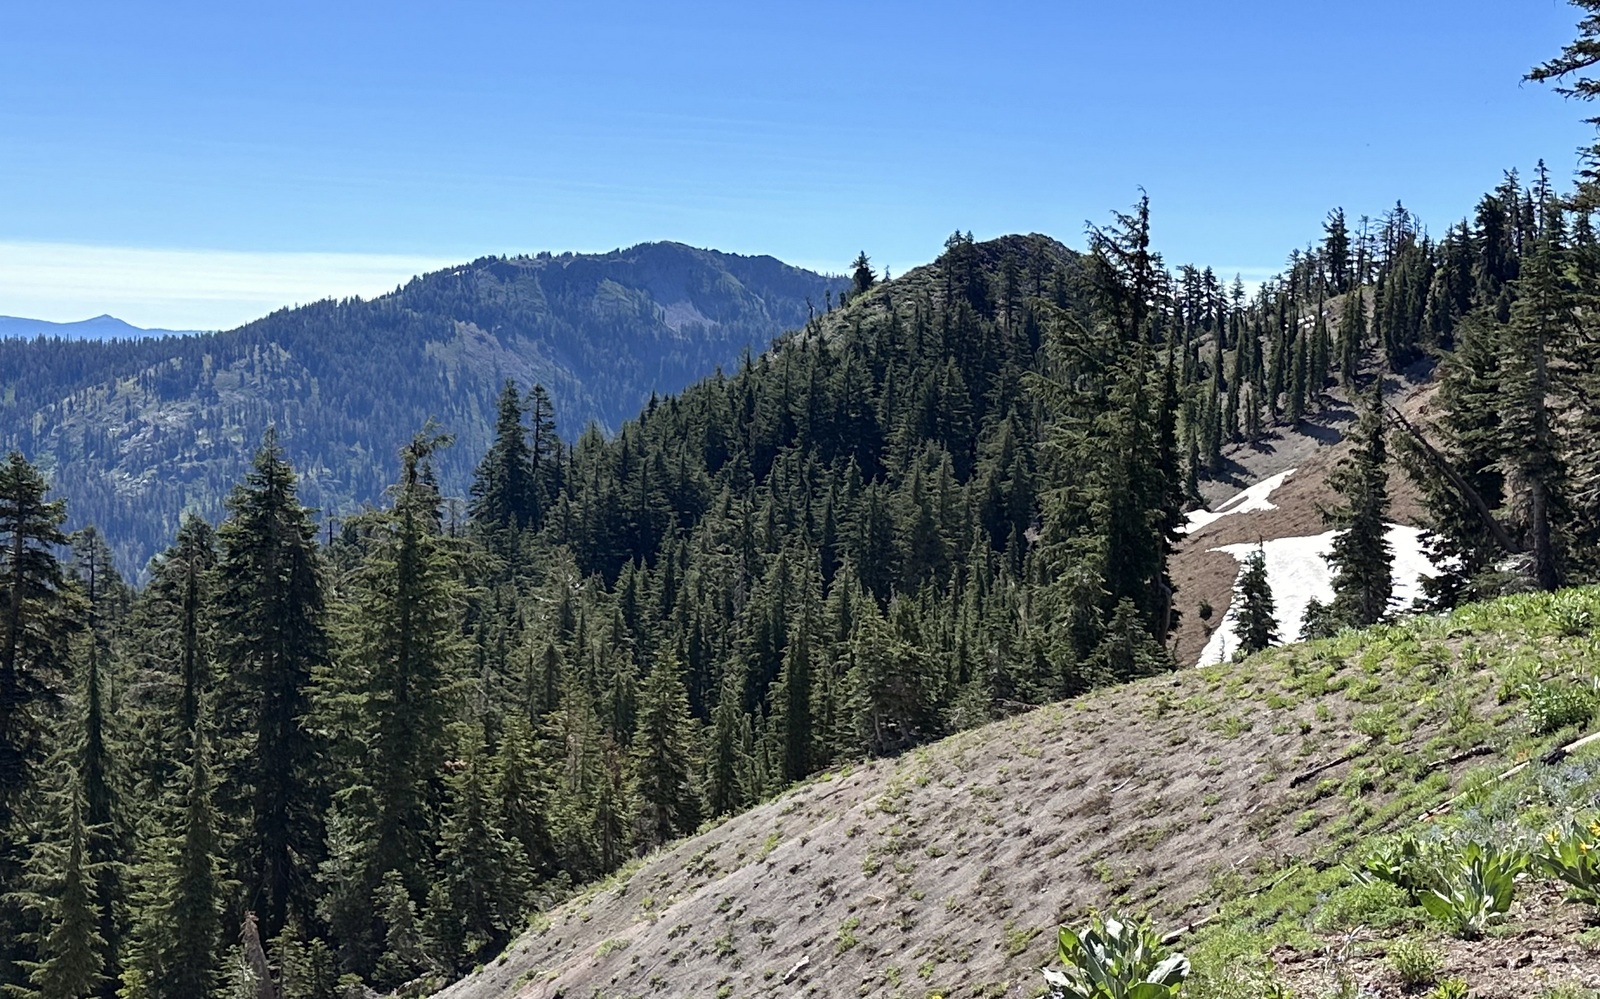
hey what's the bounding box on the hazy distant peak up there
[0,314,206,341]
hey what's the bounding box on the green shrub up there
[1525,679,1597,736]
[1419,840,1527,939]
[1041,913,1189,999]
[1551,592,1596,636]
[1352,832,1430,903]
[1536,817,1600,904]
[1386,938,1442,988]
[1428,981,1470,999]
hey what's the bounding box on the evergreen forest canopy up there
[0,242,847,576]
[14,7,1600,994]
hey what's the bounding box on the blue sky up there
[1,1,1592,329]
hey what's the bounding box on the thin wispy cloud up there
[0,242,457,331]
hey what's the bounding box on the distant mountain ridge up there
[0,314,206,340]
[0,241,849,573]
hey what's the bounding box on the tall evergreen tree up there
[1500,178,1572,590]
[0,453,79,984]
[850,252,876,298]
[627,657,699,850]
[425,733,528,973]
[0,453,75,834]
[1325,384,1393,627]
[10,791,105,999]
[213,431,330,940]
[468,381,534,540]
[317,428,466,975]
[149,731,223,999]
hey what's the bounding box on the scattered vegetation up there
[1041,913,1189,999]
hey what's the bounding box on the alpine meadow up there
[14,5,1600,999]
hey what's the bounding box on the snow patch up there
[1182,469,1296,535]
[1197,523,1438,666]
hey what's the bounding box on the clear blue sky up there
[1,0,1593,329]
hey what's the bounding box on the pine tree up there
[1231,547,1278,656]
[426,734,529,973]
[11,792,105,999]
[136,516,216,743]
[1324,208,1353,293]
[1499,178,1572,590]
[850,252,875,298]
[71,593,122,999]
[845,604,933,756]
[158,732,223,999]
[371,871,431,992]
[627,657,699,850]
[317,428,465,974]
[493,714,552,884]
[768,596,814,785]
[0,452,76,835]
[1527,0,1600,193]
[213,431,329,940]
[0,452,79,982]
[468,381,533,540]
[526,384,563,532]
[1336,287,1365,387]
[704,668,750,818]
[1325,384,1393,627]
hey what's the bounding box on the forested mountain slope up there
[4,174,1597,999]
[436,587,1600,999]
[0,242,846,572]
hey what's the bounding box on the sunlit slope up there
[433,588,1600,999]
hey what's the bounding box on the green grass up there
[1174,586,1600,983]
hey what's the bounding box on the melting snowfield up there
[1182,469,1297,535]
[1198,523,1438,666]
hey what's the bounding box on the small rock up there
[782,954,810,983]
[1508,951,1533,969]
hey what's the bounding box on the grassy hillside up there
[433,587,1600,999]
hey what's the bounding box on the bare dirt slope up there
[433,595,1517,999]
[1171,376,1433,667]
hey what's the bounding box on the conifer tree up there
[469,381,533,540]
[1231,547,1278,656]
[1325,384,1393,627]
[1528,0,1600,192]
[845,603,934,755]
[493,714,552,884]
[72,597,122,998]
[150,732,223,999]
[0,452,79,981]
[135,516,216,743]
[213,430,329,940]
[426,733,529,973]
[0,452,76,834]
[526,384,563,532]
[372,871,431,992]
[769,595,815,785]
[10,792,105,999]
[704,668,750,818]
[1499,178,1572,590]
[1336,287,1365,387]
[1324,208,1353,293]
[317,428,465,974]
[627,657,699,850]
[850,252,875,298]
